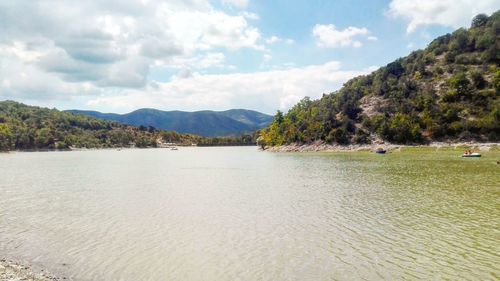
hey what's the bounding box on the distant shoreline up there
[264,141,499,153]
[0,144,259,153]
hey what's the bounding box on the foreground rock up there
[0,259,61,281]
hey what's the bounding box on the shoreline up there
[0,145,259,153]
[2,142,498,153]
[0,259,61,281]
[264,141,499,153]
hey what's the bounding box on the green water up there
[0,147,499,280]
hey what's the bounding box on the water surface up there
[0,147,499,280]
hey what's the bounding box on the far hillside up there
[0,101,257,151]
[67,108,273,137]
[261,12,499,146]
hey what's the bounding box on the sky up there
[0,0,498,114]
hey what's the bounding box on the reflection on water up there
[0,147,499,280]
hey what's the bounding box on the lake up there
[0,147,499,280]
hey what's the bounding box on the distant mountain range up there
[66,108,273,137]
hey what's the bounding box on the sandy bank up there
[264,141,499,152]
[0,259,61,281]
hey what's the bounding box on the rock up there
[0,259,62,281]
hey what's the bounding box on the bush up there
[433,45,447,56]
[449,29,469,51]
[386,61,405,78]
[475,34,494,50]
[327,128,349,144]
[353,129,370,144]
[434,67,444,75]
[448,72,470,96]
[471,71,487,89]
[445,51,457,63]
[455,54,471,64]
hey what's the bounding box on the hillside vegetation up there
[261,12,499,147]
[67,108,273,137]
[0,101,256,151]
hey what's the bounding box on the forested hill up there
[0,101,256,151]
[67,108,273,137]
[260,12,499,147]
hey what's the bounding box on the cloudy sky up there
[0,0,498,114]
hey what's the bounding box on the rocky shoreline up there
[264,141,499,153]
[0,259,62,281]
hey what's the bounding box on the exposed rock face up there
[359,95,388,118]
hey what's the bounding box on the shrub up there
[353,129,370,144]
[327,128,349,144]
[471,71,487,89]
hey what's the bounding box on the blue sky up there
[0,0,498,114]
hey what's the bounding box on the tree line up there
[0,101,257,151]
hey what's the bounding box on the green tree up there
[449,28,468,51]
[0,124,13,151]
[274,110,284,124]
[471,14,489,28]
[35,128,54,148]
[326,128,349,144]
[387,113,422,144]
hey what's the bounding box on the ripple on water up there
[0,148,499,280]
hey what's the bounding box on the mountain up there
[67,108,273,137]
[260,12,499,147]
[0,101,257,151]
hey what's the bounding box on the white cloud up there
[0,51,100,102]
[166,9,264,51]
[140,37,184,59]
[0,0,265,102]
[312,24,374,48]
[239,11,259,20]
[0,41,43,62]
[221,0,249,9]
[173,68,194,80]
[265,36,281,44]
[86,61,374,114]
[265,36,295,45]
[263,54,272,62]
[387,0,500,33]
[197,53,226,69]
[165,52,227,71]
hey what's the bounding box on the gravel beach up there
[0,259,61,281]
